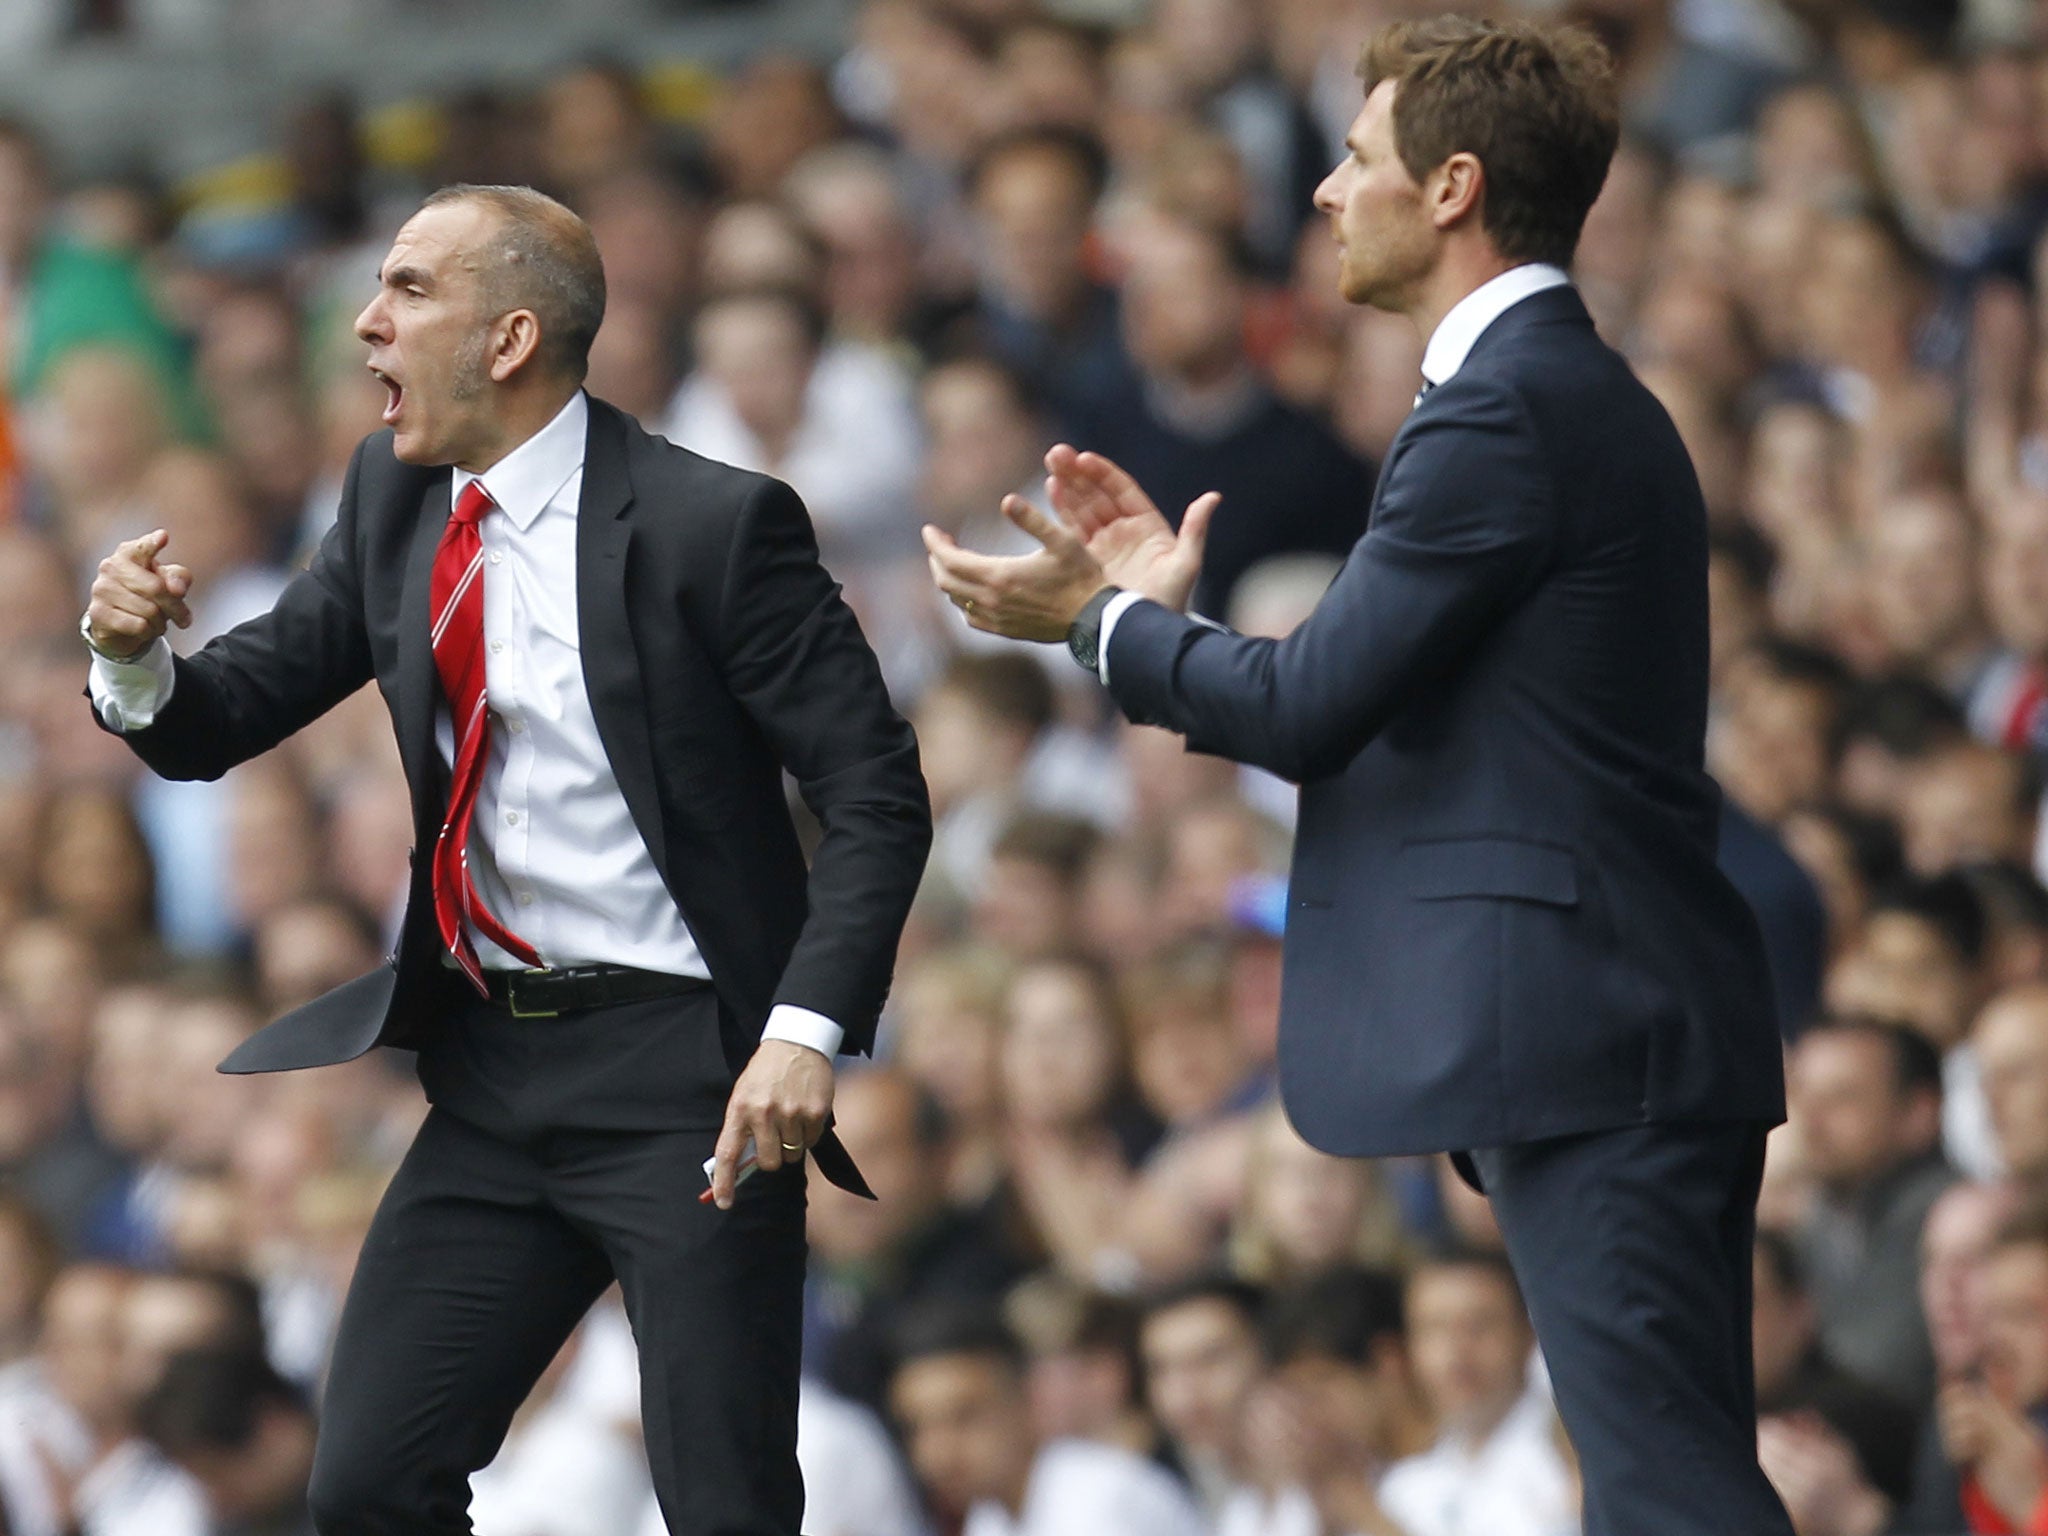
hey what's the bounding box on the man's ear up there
[490,309,543,382]
[1430,152,1486,234]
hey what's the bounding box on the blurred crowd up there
[4,0,2048,1530]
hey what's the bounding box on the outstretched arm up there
[929,377,1552,783]
[85,442,376,781]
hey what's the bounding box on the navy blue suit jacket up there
[1104,286,1786,1157]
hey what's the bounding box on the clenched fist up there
[84,530,193,659]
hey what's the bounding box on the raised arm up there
[1103,377,1553,782]
[85,441,376,782]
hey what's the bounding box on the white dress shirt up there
[90,391,843,1056]
[1095,262,1572,686]
[1377,1390,1579,1536]
[962,1439,1207,1536]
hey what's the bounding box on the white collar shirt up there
[1418,262,1572,388]
[441,390,713,981]
[963,1440,1209,1536]
[1377,1389,1580,1536]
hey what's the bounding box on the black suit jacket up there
[1103,287,1786,1157]
[103,399,930,1165]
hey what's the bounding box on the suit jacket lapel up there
[576,405,674,893]
[396,472,452,809]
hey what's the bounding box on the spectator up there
[1136,1275,1271,1525]
[913,654,1058,903]
[887,946,1010,1206]
[664,283,922,569]
[633,1380,926,1536]
[1788,1017,1956,1404]
[995,955,1159,1280]
[1939,1202,2048,1533]
[1005,1276,1158,1458]
[1079,210,1372,621]
[1750,1229,1914,1533]
[1896,1179,2025,1533]
[887,1302,1204,1536]
[972,814,1102,962]
[1242,1265,1425,1536]
[961,127,1132,426]
[0,120,195,433]
[1975,983,2048,1182]
[138,1348,316,1536]
[807,1067,1029,1413]
[1378,1250,1578,1536]
[1861,486,1992,698]
[1229,1101,1410,1286]
[466,1325,649,1536]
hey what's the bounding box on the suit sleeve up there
[1104,376,1554,783]
[715,477,932,1054]
[94,441,376,781]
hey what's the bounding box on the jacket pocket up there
[1399,837,1579,908]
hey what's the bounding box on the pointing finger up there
[118,529,170,568]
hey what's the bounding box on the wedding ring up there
[781,1140,803,1152]
[963,598,976,615]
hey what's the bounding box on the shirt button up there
[488,551,503,565]
[518,892,535,907]
[506,718,523,734]
[505,811,519,826]
[489,640,504,654]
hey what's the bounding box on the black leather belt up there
[479,965,708,1019]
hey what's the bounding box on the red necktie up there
[429,480,541,992]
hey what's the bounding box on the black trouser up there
[308,990,807,1536]
[1470,1120,1794,1536]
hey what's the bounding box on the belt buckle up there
[507,968,560,1019]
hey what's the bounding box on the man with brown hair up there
[928,15,1793,1533]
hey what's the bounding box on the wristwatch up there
[1066,585,1122,674]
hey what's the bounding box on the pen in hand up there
[700,1139,759,1205]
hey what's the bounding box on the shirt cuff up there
[86,635,176,730]
[1096,590,1147,688]
[761,1005,844,1059]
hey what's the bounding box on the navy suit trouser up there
[1471,1121,1795,1536]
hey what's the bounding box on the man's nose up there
[354,297,385,344]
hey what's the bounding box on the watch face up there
[1068,627,1098,672]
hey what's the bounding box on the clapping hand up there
[1940,1377,2048,1526]
[921,444,1219,640]
[1042,444,1219,616]
[1757,1412,1890,1536]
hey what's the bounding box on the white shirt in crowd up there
[0,1376,209,1536]
[662,340,922,568]
[1092,261,1573,686]
[961,1438,1207,1536]
[633,1383,926,1536]
[1377,1389,1579,1536]
[468,1391,649,1536]
[1215,1482,1320,1536]
[89,390,841,1056]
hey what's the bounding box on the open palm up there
[1044,444,1218,615]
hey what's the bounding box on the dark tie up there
[429,480,541,992]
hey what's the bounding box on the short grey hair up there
[421,183,607,383]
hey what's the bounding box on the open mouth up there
[370,367,404,425]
